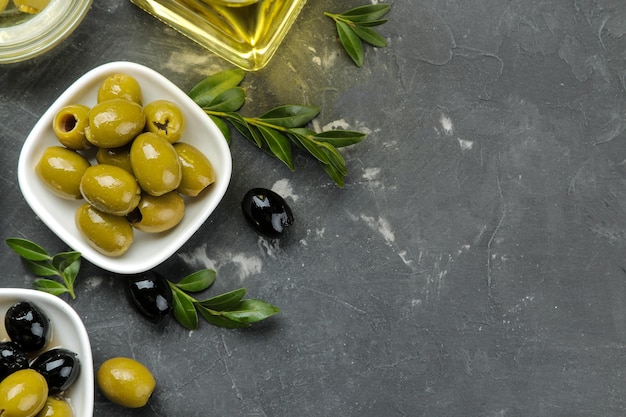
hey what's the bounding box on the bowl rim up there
[0,288,94,417]
[17,61,233,274]
[0,0,94,64]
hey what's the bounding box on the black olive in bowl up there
[5,301,50,352]
[0,341,29,381]
[241,188,294,238]
[31,348,81,393]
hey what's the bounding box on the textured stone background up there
[2,0,626,415]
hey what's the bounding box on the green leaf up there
[352,18,388,27]
[176,269,217,292]
[340,4,391,23]
[23,259,59,277]
[209,115,232,144]
[288,129,332,163]
[319,142,348,176]
[258,126,294,170]
[61,259,80,298]
[52,251,81,272]
[221,299,280,325]
[197,305,249,329]
[6,238,51,261]
[197,288,246,310]
[313,130,367,147]
[257,105,320,128]
[351,25,387,47]
[188,69,245,107]
[33,279,70,296]
[336,21,364,67]
[171,286,199,330]
[202,87,246,112]
[321,163,345,188]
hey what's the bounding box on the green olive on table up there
[174,142,216,196]
[97,73,142,105]
[35,396,73,417]
[128,191,185,233]
[75,203,134,257]
[52,104,91,150]
[0,369,48,417]
[143,100,185,143]
[97,357,155,408]
[130,132,182,196]
[85,99,145,148]
[80,164,141,216]
[96,144,133,173]
[36,146,90,200]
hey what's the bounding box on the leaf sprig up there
[168,269,280,329]
[324,4,391,67]
[188,69,366,187]
[6,238,80,299]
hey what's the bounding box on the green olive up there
[0,0,9,14]
[35,397,73,417]
[52,104,91,150]
[128,192,185,233]
[36,146,90,200]
[0,369,49,417]
[75,203,134,257]
[96,144,133,173]
[143,100,185,143]
[97,73,142,105]
[173,142,216,196]
[130,132,182,196]
[13,0,50,14]
[85,99,145,148]
[80,164,141,216]
[97,357,155,408]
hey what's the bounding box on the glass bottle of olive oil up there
[130,0,307,71]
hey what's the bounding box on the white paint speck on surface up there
[458,138,474,150]
[440,114,454,136]
[272,178,299,202]
[361,214,395,244]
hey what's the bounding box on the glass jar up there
[130,0,307,71]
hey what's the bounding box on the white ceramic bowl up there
[0,288,93,417]
[0,0,93,64]
[18,61,232,274]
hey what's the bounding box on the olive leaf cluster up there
[168,269,280,329]
[324,4,391,67]
[5,238,80,299]
[188,69,366,187]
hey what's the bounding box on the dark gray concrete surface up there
[2,0,626,415]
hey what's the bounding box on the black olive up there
[31,348,81,393]
[127,271,173,323]
[0,341,29,381]
[241,188,294,238]
[4,301,50,352]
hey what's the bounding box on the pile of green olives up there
[0,301,80,417]
[36,73,217,257]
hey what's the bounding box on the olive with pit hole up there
[97,73,142,105]
[144,100,185,143]
[174,142,216,196]
[130,132,182,196]
[75,203,134,257]
[36,146,90,200]
[0,369,48,417]
[85,99,145,148]
[128,192,185,233]
[80,164,141,216]
[52,104,91,150]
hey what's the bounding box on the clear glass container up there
[0,0,93,64]
[130,0,307,71]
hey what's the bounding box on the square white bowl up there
[18,61,232,274]
[0,288,93,417]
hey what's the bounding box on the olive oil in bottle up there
[130,0,307,71]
